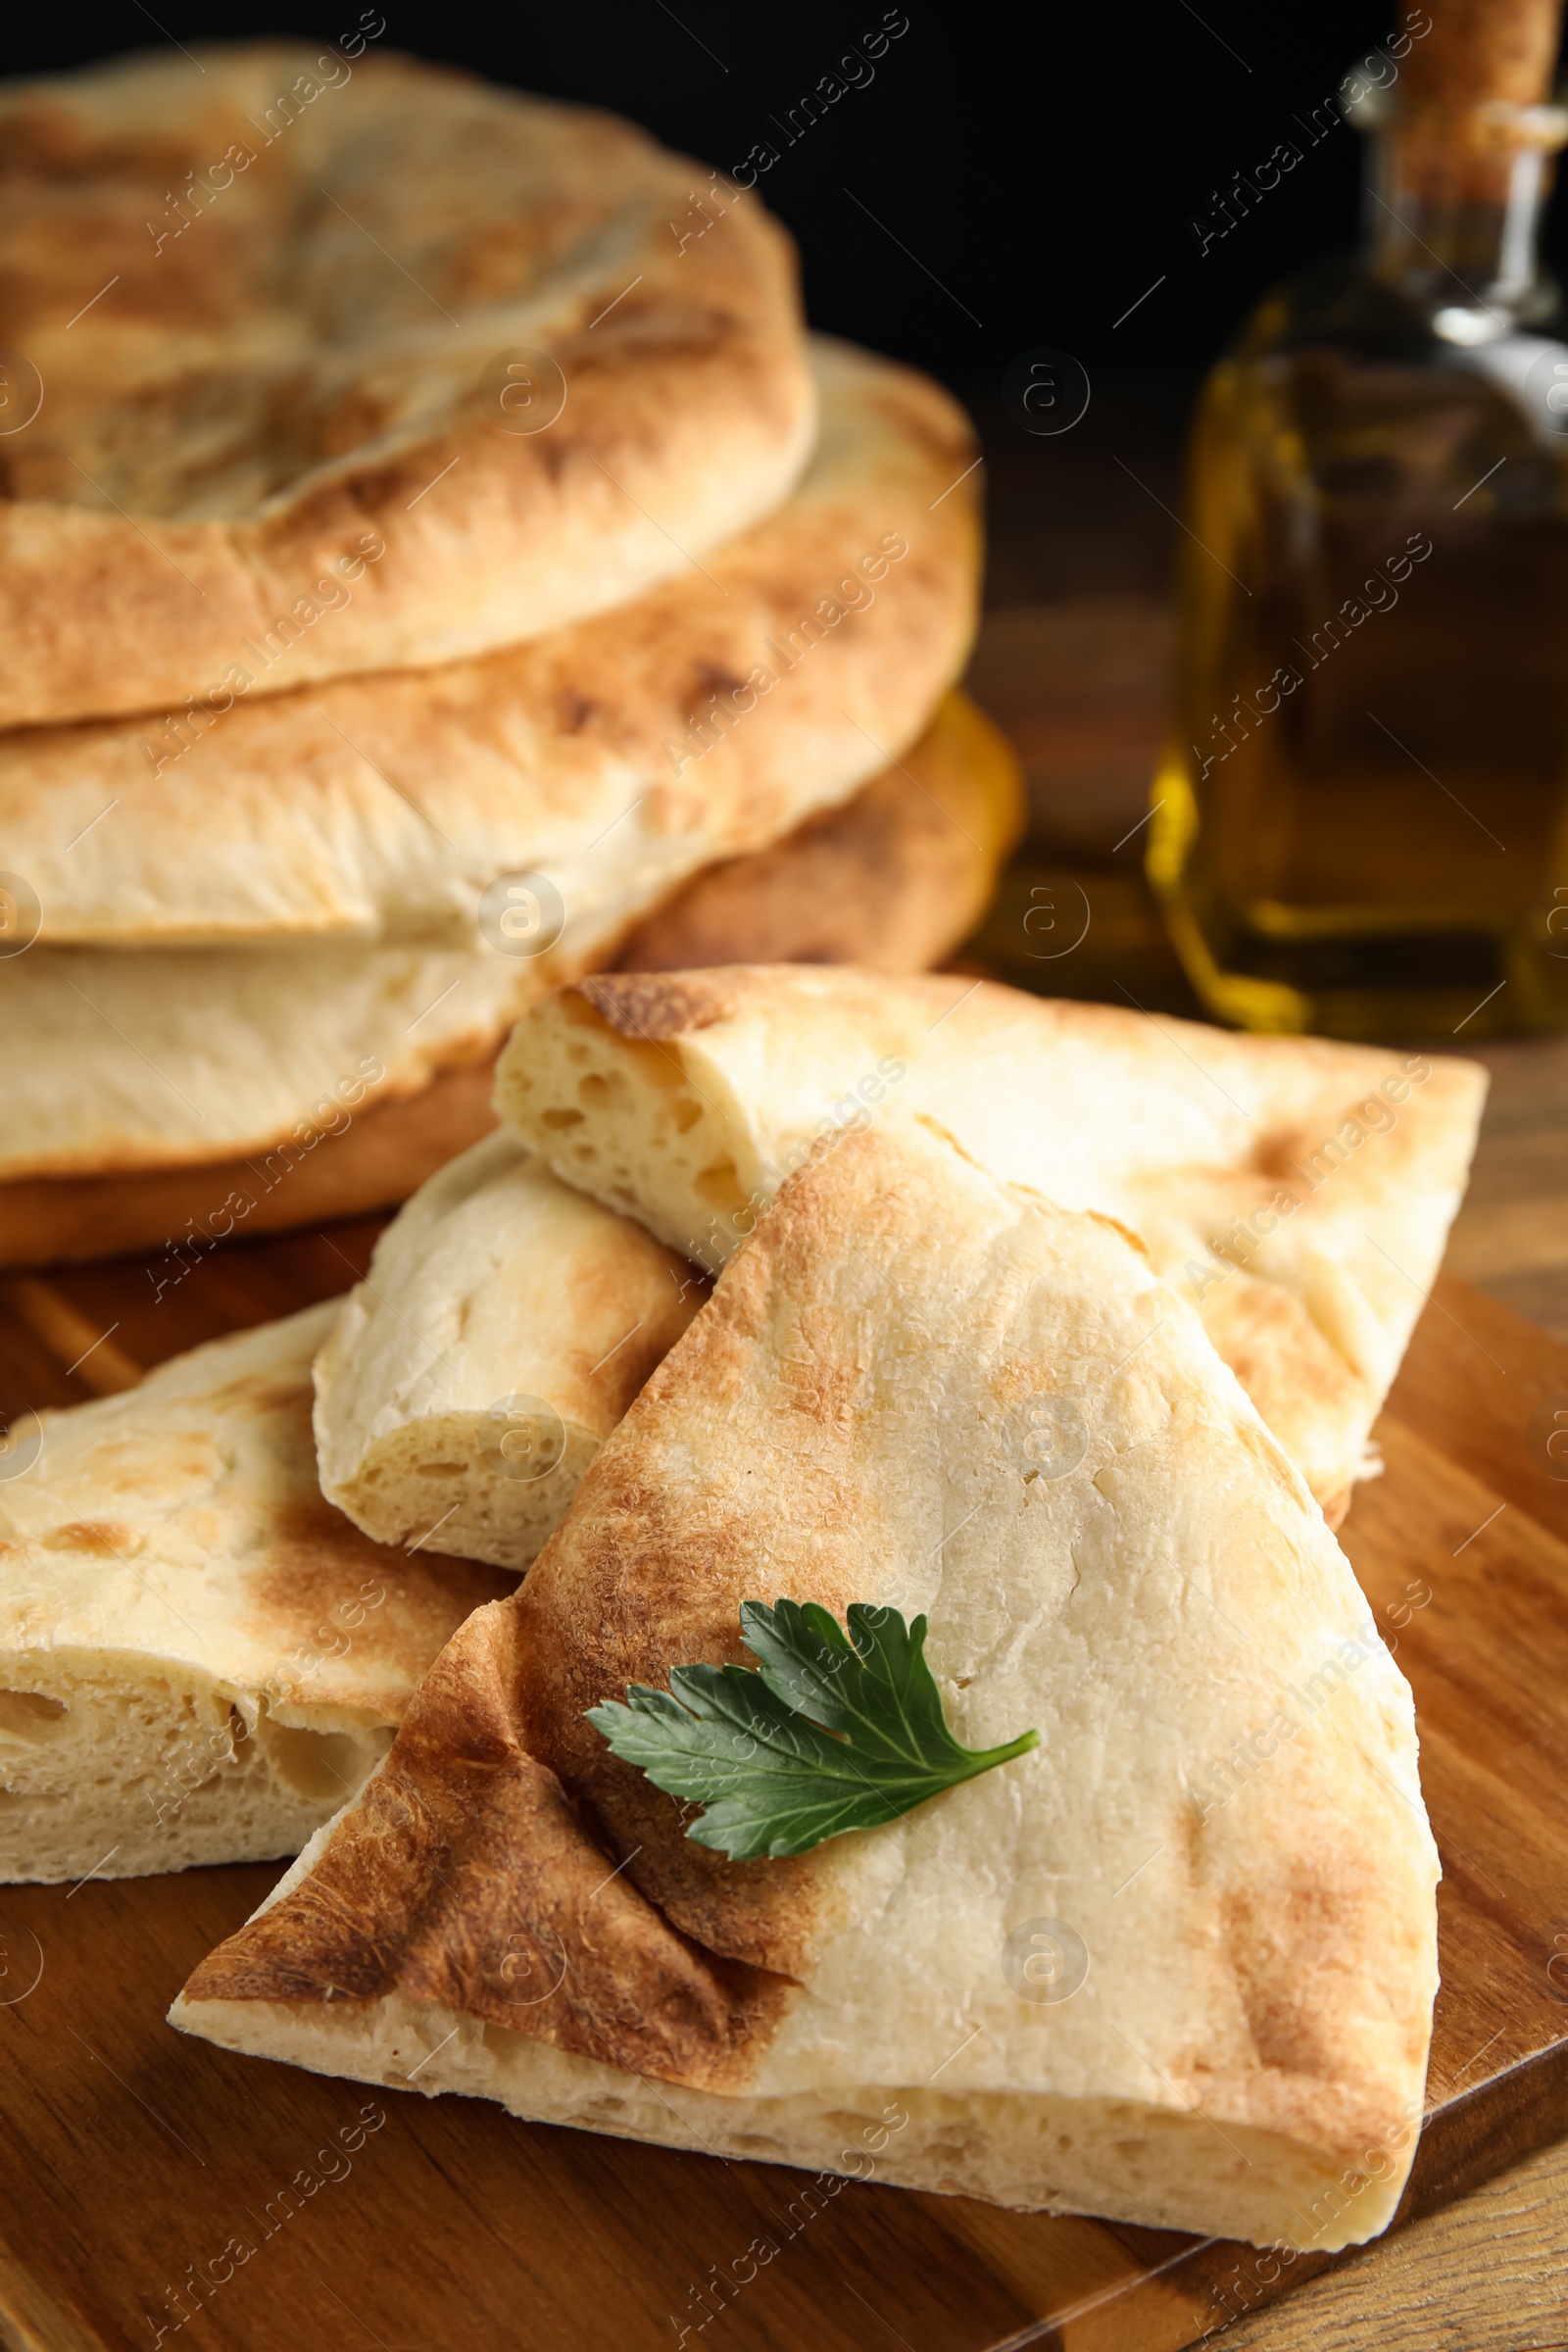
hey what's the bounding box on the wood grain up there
[1217,2135,1568,2352]
[1446,1033,1568,1349]
[1,1249,1566,2352]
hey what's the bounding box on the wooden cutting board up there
[1,1235,1566,2352]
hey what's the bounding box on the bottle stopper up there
[1401,0,1563,110]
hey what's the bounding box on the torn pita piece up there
[314,1135,705,1572]
[495,967,1487,1521]
[174,1122,1438,2251]
[0,1305,509,1883]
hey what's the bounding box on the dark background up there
[13,1,1568,603]
[12,0,1443,373]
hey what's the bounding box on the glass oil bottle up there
[1152,6,1568,1037]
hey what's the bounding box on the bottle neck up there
[1352,93,1568,341]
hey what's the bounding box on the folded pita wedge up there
[495,968,1487,1521]
[314,1135,705,1570]
[0,1305,509,1883]
[173,1121,1438,2250]
[0,45,813,726]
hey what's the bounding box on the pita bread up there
[494,968,1487,1521]
[3,336,976,950]
[173,1121,1438,2251]
[0,1304,509,1883]
[0,45,813,727]
[314,1135,704,1571]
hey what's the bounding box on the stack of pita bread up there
[1,947,1486,2255]
[0,44,1008,1267]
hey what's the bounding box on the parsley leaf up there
[585,1598,1040,1859]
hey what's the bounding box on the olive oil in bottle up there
[1152,0,1568,1036]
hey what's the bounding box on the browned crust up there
[201,1363,514,1719]
[0,47,813,726]
[183,1132,920,2046]
[0,1310,514,1719]
[178,1123,1437,2161]
[1195,1270,1370,1522]
[514,971,1485,1524]
[577,971,743,1043]
[513,1136,941,1978]
[182,1596,797,2087]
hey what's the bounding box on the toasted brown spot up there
[577,971,737,1042]
[688,661,748,704]
[183,1598,795,2090]
[1251,1128,1309,1184]
[40,1520,139,1556]
[255,1493,416,1625]
[1223,1871,1377,2080]
[1086,1207,1151,1261]
[1200,1273,1367,1512]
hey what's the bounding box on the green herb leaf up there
[585,1598,1040,1860]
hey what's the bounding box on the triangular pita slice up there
[315,1136,704,1571]
[173,1122,1438,2252]
[494,967,1487,1520]
[0,1305,509,1882]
